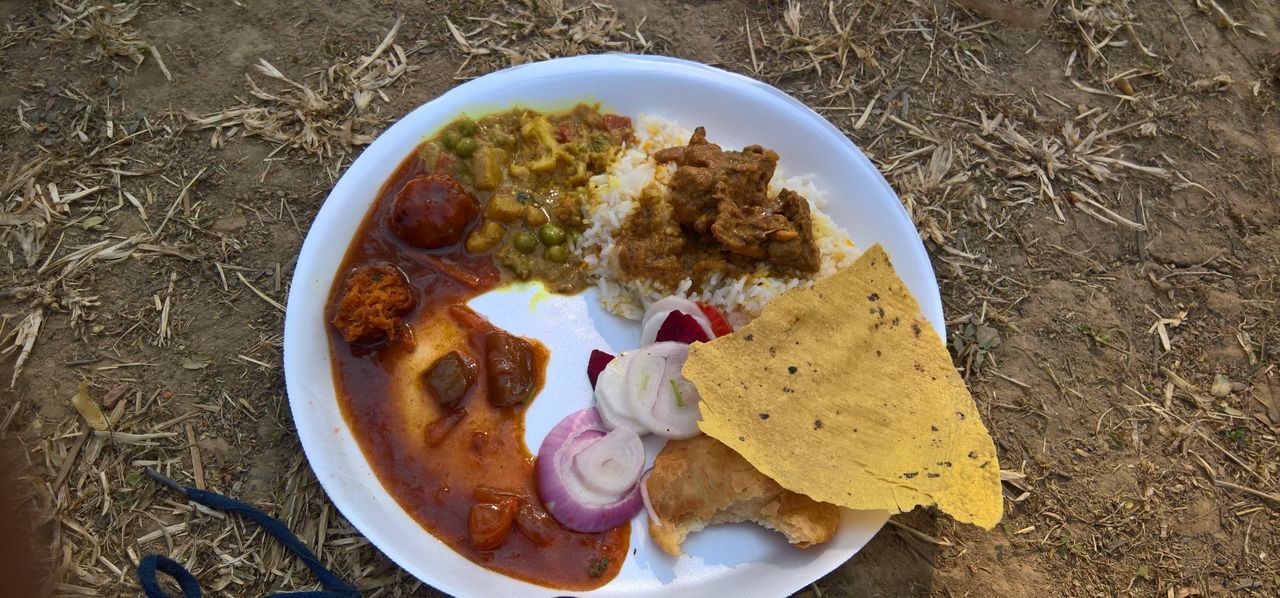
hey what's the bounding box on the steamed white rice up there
[579,114,858,323]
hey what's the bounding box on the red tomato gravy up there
[325,128,630,589]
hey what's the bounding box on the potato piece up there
[466,220,504,253]
[471,146,506,191]
[484,192,525,223]
[524,205,549,227]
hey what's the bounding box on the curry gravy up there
[325,106,631,590]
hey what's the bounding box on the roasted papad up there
[684,244,1003,528]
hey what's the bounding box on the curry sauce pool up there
[326,104,632,590]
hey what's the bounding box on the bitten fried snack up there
[644,434,840,555]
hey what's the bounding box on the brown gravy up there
[326,131,629,590]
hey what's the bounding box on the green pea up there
[544,244,569,263]
[514,231,538,254]
[456,117,477,136]
[538,223,566,246]
[454,137,478,158]
[441,131,460,150]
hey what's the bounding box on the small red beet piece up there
[655,310,711,344]
[587,349,615,389]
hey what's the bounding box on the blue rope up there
[138,555,203,598]
[136,468,361,598]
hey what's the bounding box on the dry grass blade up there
[45,1,155,69]
[1205,0,1268,38]
[1212,479,1280,505]
[887,519,954,546]
[235,272,285,312]
[36,233,146,278]
[446,1,654,78]
[351,16,403,78]
[187,17,417,173]
[1,156,110,268]
[3,308,44,389]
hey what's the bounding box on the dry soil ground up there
[1,0,1278,596]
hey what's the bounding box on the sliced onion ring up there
[595,352,646,434]
[536,408,644,533]
[627,342,703,439]
[639,468,660,524]
[572,427,645,496]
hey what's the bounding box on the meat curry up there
[616,126,821,290]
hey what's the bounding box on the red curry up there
[326,105,634,589]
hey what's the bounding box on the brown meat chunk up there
[616,188,687,286]
[656,127,779,236]
[644,434,840,556]
[647,127,821,275]
[331,264,416,344]
[710,201,789,259]
[763,189,821,272]
[484,332,536,407]
[424,351,478,409]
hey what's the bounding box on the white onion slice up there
[651,372,702,439]
[624,347,665,432]
[639,469,660,524]
[572,427,645,496]
[637,340,706,440]
[600,342,703,439]
[536,408,644,533]
[594,352,647,434]
[640,296,714,346]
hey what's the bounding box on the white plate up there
[284,55,944,597]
